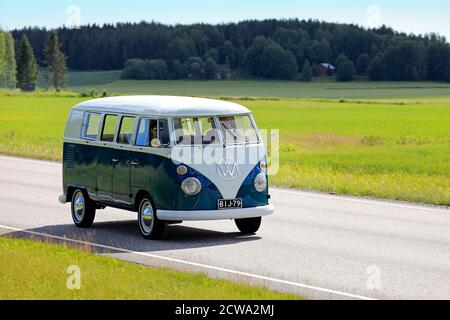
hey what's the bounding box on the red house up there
[316,63,336,76]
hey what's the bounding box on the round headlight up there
[254,173,267,192]
[181,178,202,196]
[176,165,188,176]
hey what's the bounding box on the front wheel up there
[235,217,262,234]
[138,197,166,239]
[71,189,96,228]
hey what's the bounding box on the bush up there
[145,59,169,79]
[336,60,355,82]
[185,56,205,79]
[335,54,349,69]
[299,60,313,82]
[121,59,169,80]
[121,59,147,80]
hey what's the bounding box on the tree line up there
[9,19,450,82]
[0,29,67,91]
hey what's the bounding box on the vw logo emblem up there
[216,158,238,180]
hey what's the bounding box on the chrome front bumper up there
[157,204,274,221]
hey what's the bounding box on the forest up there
[10,19,450,81]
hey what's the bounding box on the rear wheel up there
[138,197,166,239]
[235,217,262,234]
[71,189,96,228]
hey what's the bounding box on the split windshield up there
[173,115,259,145]
[219,115,259,145]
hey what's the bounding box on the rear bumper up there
[157,204,274,221]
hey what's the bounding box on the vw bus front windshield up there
[219,115,259,145]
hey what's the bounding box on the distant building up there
[216,64,232,79]
[316,63,336,76]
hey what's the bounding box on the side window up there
[101,114,118,142]
[158,119,170,146]
[81,112,101,140]
[136,118,151,147]
[135,118,170,148]
[117,116,135,145]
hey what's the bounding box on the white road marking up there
[273,189,449,213]
[0,223,376,300]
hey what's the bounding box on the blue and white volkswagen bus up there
[59,96,273,239]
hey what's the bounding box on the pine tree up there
[0,31,6,87]
[5,32,17,88]
[17,35,39,91]
[44,31,67,91]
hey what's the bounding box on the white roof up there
[73,95,251,116]
[320,63,336,70]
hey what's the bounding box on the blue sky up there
[1,1,449,40]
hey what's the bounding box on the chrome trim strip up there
[63,137,172,158]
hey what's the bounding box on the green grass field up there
[0,90,448,205]
[38,69,122,89]
[63,71,450,100]
[33,69,450,99]
[0,237,299,299]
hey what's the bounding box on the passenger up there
[150,121,158,140]
[150,121,161,147]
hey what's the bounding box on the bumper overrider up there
[157,204,274,221]
[59,194,67,204]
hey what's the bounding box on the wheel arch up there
[134,189,154,212]
[67,185,86,203]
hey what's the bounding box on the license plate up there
[217,198,243,210]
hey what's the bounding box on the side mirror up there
[151,138,161,148]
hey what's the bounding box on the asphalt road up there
[0,155,449,300]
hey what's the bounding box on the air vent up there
[66,144,77,169]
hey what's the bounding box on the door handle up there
[129,160,139,166]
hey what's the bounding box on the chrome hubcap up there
[73,191,85,223]
[140,201,154,234]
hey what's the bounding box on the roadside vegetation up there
[0,237,299,299]
[0,86,448,206]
